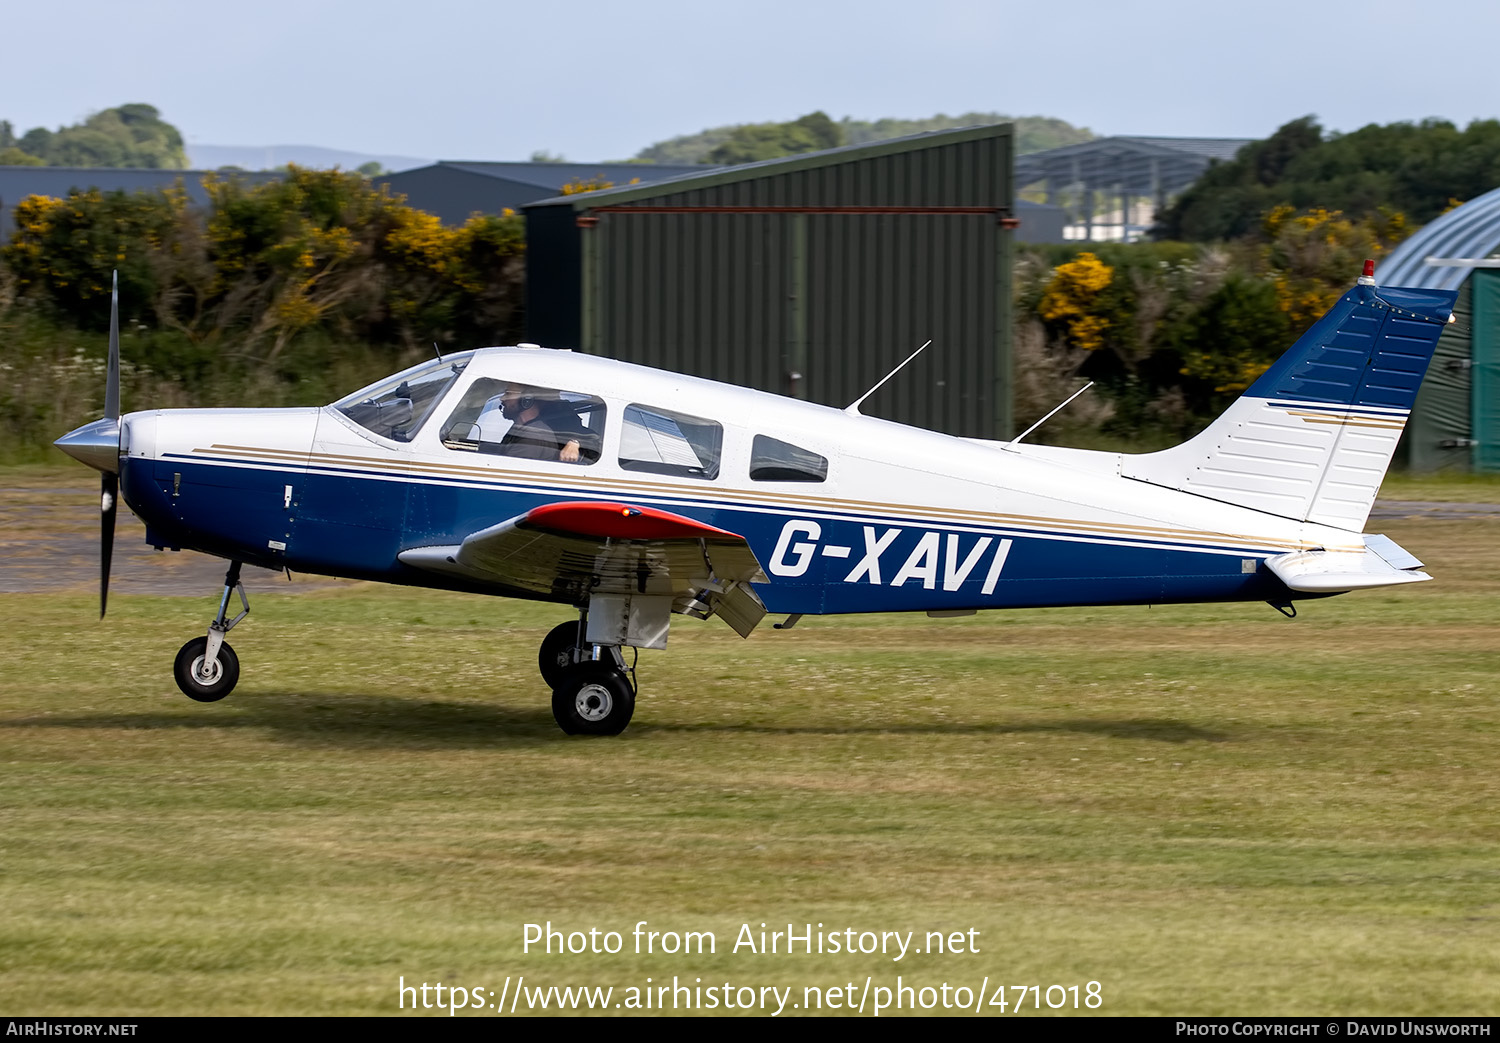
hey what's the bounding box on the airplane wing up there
[398,501,768,636]
[1263,533,1431,593]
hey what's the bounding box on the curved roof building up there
[1380,185,1500,290]
[1379,189,1500,472]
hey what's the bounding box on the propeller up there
[100,271,120,617]
[53,272,124,616]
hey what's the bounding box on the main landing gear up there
[539,615,636,736]
[173,561,248,702]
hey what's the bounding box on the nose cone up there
[54,417,121,474]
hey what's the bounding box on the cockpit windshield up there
[332,354,472,442]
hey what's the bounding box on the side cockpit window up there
[619,404,722,479]
[334,359,467,442]
[441,378,606,464]
[750,435,828,483]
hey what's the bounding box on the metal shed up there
[524,124,1015,439]
[1378,186,1500,472]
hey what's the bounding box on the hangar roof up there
[1378,185,1500,291]
[525,124,1015,210]
[410,160,712,190]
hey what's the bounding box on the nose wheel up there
[174,561,249,703]
[174,636,240,702]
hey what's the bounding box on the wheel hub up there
[192,655,221,685]
[574,683,613,721]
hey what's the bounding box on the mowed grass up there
[0,515,1497,1016]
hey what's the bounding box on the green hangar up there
[1380,186,1500,473]
[523,124,1016,439]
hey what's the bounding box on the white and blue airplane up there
[55,263,1456,735]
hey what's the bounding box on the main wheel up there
[550,665,634,736]
[538,620,584,688]
[173,636,240,702]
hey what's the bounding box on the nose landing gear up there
[174,561,249,702]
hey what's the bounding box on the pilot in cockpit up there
[494,384,581,463]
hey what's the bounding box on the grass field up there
[0,471,1497,1016]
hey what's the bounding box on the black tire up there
[173,636,240,702]
[538,620,584,688]
[550,665,634,736]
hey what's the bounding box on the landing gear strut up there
[542,609,635,736]
[174,561,248,702]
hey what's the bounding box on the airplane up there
[55,261,1457,736]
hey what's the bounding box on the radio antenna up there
[1006,381,1094,447]
[432,341,444,363]
[845,340,933,416]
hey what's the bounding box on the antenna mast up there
[845,340,933,416]
[1006,382,1094,447]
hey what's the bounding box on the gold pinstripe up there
[191,443,1344,553]
[1284,409,1407,430]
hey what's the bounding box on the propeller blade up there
[104,270,120,421]
[100,472,117,618]
[100,274,121,618]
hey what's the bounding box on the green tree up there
[1155,117,1323,241]
[705,111,844,165]
[632,126,737,164]
[1156,115,1500,241]
[1171,272,1290,398]
[0,167,526,361]
[1,104,188,168]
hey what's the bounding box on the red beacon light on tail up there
[1358,258,1376,285]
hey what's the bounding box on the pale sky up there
[4,0,1495,162]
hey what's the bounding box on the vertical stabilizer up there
[1121,276,1456,531]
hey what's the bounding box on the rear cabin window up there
[619,404,722,479]
[750,435,828,483]
[440,378,606,464]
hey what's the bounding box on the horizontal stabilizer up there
[1263,534,1430,593]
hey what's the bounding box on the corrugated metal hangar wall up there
[524,124,1014,439]
[1378,187,1500,472]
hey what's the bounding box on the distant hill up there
[634,112,1094,164]
[185,143,433,173]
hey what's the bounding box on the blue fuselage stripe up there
[126,455,1297,613]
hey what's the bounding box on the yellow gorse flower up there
[1040,252,1114,351]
